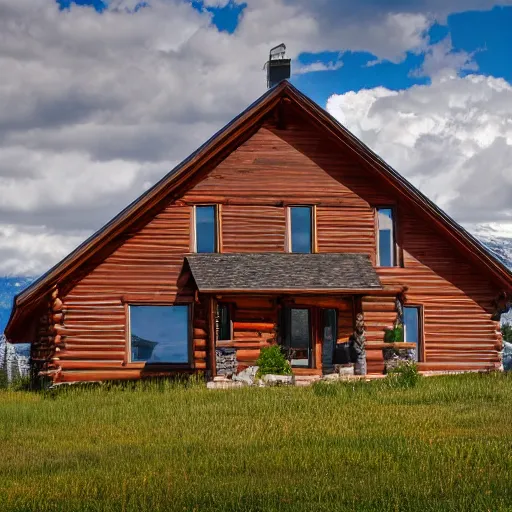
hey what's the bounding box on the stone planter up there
[259,374,294,386]
[382,342,417,373]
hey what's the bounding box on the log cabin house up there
[5,81,512,384]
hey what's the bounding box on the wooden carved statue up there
[353,312,367,376]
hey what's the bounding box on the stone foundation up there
[215,347,237,376]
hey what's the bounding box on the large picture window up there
[377,208,396,267]
[195,205,217,253]
[129,305,190,364]
[289,206,313,253]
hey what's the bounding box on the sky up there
[1,0,512,278]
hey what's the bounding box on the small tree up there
[256,345,292,378]
[502,322,512,343]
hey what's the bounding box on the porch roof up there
[185,253,382,294]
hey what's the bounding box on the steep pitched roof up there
[186,253,382,293]
[6,81,512,341]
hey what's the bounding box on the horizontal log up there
[57,351,126,360]
[366,343,417,350]
[193,328,207,338]
[52,298,64,312]
[56,369,195,383]
[194,339,208,349]
[235,349,262,362]
[194,351,207,360]
[233,322,275,332]
[217,340,272,349]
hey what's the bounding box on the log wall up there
[52,105,503,383]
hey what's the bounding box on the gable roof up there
[186,253,382,293]
[6,80,512,341]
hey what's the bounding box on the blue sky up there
[57,0,512,105]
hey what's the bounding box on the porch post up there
[207,296,217,378]
[353,297,367,376]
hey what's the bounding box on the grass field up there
[1,373,512,512]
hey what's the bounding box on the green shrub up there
[386,361,420,388]
[384,325,404,343]
[256,345,292,378]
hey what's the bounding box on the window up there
[217,303,232,341]
[289,206,313,253]
[195,205,217,253]
[403,306,421,361]
[129,305,190,364]
[321,309,337,374]
[377,208,396,267]
[281,308,312,368]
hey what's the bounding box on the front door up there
[281,308,312,368]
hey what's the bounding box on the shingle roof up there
[186,253,382,292]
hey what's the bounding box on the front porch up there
[183,252,410,378]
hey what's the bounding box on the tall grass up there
[1,373,512,511]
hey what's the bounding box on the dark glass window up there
[290,206,312,253]
[404,306,420,361]
[322,309,337,374]
[130,305,189,364]
[377,208,395,267]
[281,308,311,368]
[217,304,231,341]
[196,206,217,253]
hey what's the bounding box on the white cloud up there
[1,0,511,275]
[294,60,343,75]
[326,74,512,234]
[413,36,479,80]
[0,225,86,276]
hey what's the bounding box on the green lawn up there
[1,374,512,512]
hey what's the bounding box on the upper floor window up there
[377,208,396,267]
[289,206,313,253]
[195,205,217,253]
[129,305,190,364]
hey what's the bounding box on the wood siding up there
[51,109,503,383]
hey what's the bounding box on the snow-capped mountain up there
[0,334,30,383]
[475,232,512,272]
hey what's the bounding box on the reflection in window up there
[195,206,217,253]
[130,305,189,364]
[377,208,395,267]
[290,206,312,253]
[404,306,420,361]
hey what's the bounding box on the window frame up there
[286,205,316,254]
[376,206,399,267]
[403,304,424,362]
[125,302,193,367]
[192,204,220,254]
